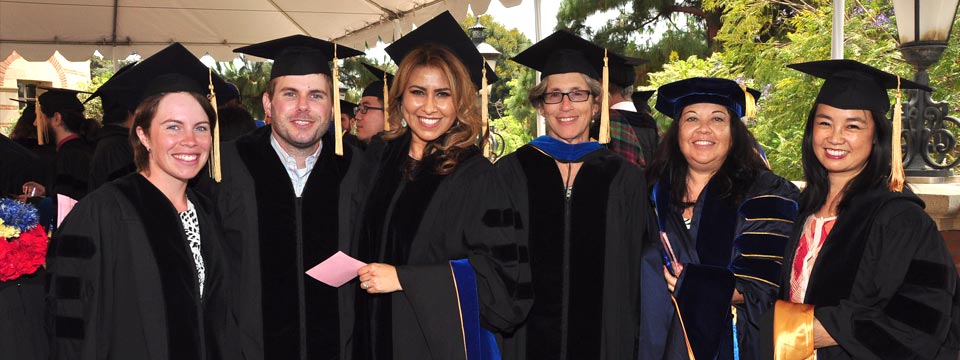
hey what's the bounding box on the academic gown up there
[211,125,370,360]
[0,133,42,197]
[88,124,135,192]
[351,132,530,360]
[649,170,799,360]
[762,188,960,359]
[51,137,94,200]
[496,144,650,360]
[47,173,235,360]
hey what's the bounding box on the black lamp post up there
[893,0,960,178]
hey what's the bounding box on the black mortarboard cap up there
[37,87,88,114]
[234,35,363,79]
[361,63,394,99]
[609,56,643,88]
[384,11,498,89]
[512,30,629,81]
[105,43,232,107]
[787,59,930,114]
[85,62,137,111]
[655,77,760,119]
[339,100,356,116]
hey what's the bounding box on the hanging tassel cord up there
[208,69,222,183]
[890,76,905,192]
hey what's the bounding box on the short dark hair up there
[130,92,216,172]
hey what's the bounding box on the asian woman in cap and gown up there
[46,43,237,360]
[496,30,652,359]
[350,11,530,360]
[641,77,799,360]
[761,59,960,359]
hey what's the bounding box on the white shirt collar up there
[611,101,637,112]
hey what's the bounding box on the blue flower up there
[0,198,39,233]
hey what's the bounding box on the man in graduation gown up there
[354,63,392,144]
[35,88,94,201]
[215,35,367,360]
[87,63,137,191]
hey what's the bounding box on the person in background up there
[499,30,651,359]
[24,87,95,201]
[354,63,393,144]
[762,59,960,360]
[591,55,660,169]
[222,35,367,360]
[88,62,138,191]
[46,42,236,360]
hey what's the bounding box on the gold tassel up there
[482,65,490,158]
[332,44,343,156]
[599,49,610,144]
[890,76,905,192]
[208,69,222,183]
[383,72,390,132]
[35,100,47,145]
[740,83,756,119]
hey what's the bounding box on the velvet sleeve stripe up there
[50,234,97,259]
[54,315,85,340]
[482,208,523,229]
[903,259,950,290]
[744,217,795,224]
[854,319,915,359]
[739,195,799,222]
[53,275,82,299]
[885,292,945,335]
[736,233,789,257]
[735,274,779,287]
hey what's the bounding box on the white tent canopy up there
[0,0,522,62]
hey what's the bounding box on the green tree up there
[214,58,272,120]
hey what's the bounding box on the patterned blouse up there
[179,200,205,297]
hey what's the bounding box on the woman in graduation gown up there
[762,60,960,359]
[646,77,799,360]
[497,31,652,359]
[351,11,529,360]
[46,47,235,360]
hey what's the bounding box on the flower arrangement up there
[0,198,48,282]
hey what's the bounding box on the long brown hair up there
[383,44,482,175]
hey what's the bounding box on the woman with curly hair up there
[350,11,529,360]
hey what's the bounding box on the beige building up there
[0,51,90,135]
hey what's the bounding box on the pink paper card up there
[57,194,78,228]
[306,251,367,287]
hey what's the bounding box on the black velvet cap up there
[788,59,930,114]
[339,99,356,116]
[513,30,629,82]
[37,87,88,114]
[104,43,232,108]
[633,90,655,104]
[654,77,760,119]
[234,35,363,79]
[384,11,498,89]
[361,63,394,99]
[84,62,137,111]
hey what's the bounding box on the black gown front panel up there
[237,132,342,359]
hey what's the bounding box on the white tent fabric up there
[0,0,522,61]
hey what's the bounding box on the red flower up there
[0,225,49,282]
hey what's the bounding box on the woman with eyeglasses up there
[495,31,653,359]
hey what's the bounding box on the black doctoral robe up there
[88,124,135,192]
[47,173,234,360]
[211,125,369,360]
[762,188,960,359]
[646,170,799,360]
[352,133,530,360]
[496,145,650,360]
[50,136,94,200]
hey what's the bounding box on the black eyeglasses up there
[542,90,593,104]
[353,104,384,116]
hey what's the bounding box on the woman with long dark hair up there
[645,77,799,360]
[763,60,959,359]
[351,12,527,360]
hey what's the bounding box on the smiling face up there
[136,92,211,187]
[677,102,733,174]
[400,65,457,159]
[263,73,332,154]
[540,73,599,144]
[811,103,875,183]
